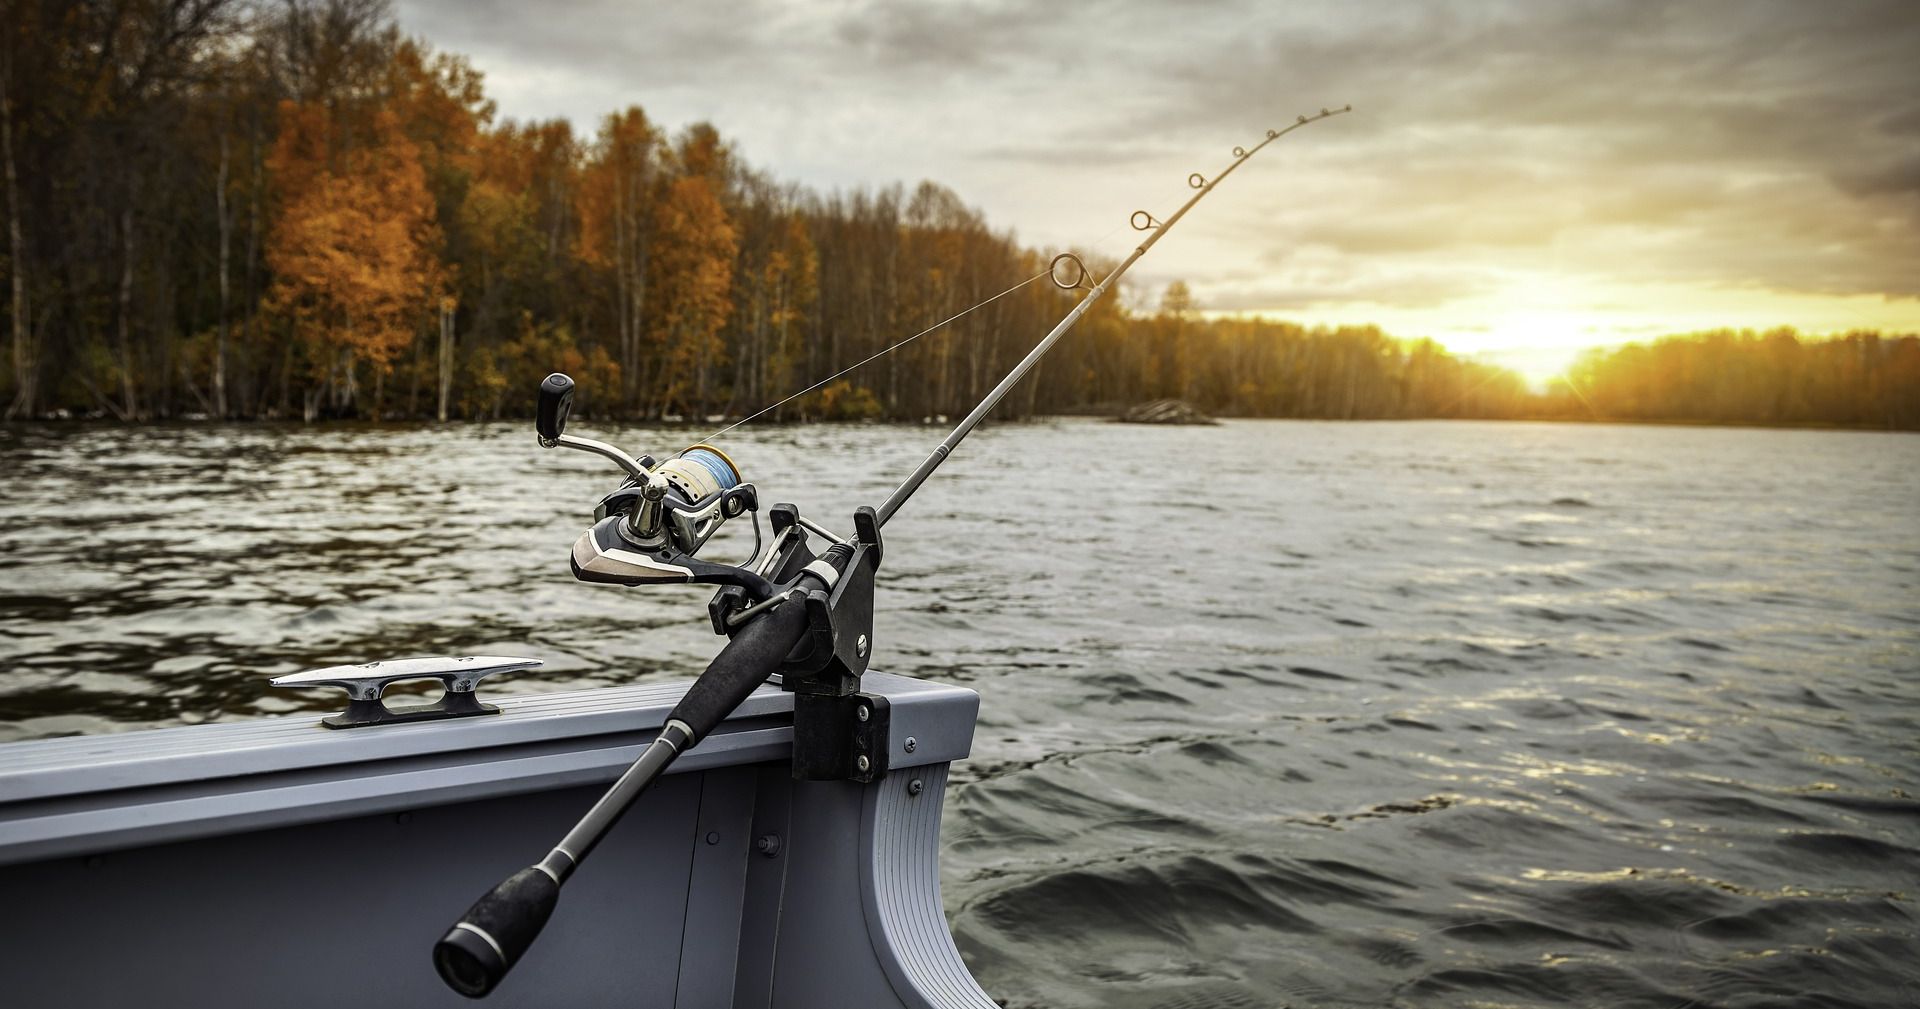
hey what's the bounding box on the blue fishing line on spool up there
[681,448,739,491]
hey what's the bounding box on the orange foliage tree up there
[266,105,444,417]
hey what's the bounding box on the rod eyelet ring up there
[1297,114,1308,124]
[1267,129,1278,139]
[1129,210,1158,231]
[1188,173,1206,189]
[1048,253,1090,291]
[1232,146,1246,158]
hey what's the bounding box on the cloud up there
[830,2,1064,72]
[1834,155,1920,198]
[392,0,1920,328]
[1203,270,1501,312]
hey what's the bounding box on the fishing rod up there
[431,105,1350,999]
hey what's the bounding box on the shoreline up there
[2,413,1914,435]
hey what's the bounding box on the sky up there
[392,0,1920,383]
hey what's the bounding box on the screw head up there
[908,779,925,796]
[857,704,870,722]
[755,834,781,858]
[856,755,871,773]
[903,736,917,753]
[705,831,720,845]
[856,634,869,658]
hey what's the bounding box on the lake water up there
[2,419,1916,1007]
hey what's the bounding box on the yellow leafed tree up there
[577,108,657,411]
[650,175,736,417]
[761,210,817,409]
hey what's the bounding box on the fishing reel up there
[536,372,884,763]
[535,373,775,600]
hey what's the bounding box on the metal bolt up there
[394,812,413,826]
[903,736,917,753]
[856,755,871,773]
[856,634,869,658]
[755,834,782,858]
[908,779,924,796]
[857,704,870,722]
[705,831,720,845]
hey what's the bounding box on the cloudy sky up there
[394,0,1920,380]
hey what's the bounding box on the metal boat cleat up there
[270,655,543,729]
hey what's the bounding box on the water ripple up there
[3,419,1918,1006]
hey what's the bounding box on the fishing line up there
[698,265,1056,445]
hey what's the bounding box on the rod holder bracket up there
[791,692,891,782]
[710,505,885,780]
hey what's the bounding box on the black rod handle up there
[431,579,827,998]
[432,733,678,999]
[665,590,811,745]
[433,867,558,998]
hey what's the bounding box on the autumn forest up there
[4,1,1916,430]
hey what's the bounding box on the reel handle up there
[535,373,574,443]
[532,373,647,477]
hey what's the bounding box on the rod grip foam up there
[433,866,560,998]
[669,593,810,745]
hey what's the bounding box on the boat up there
[0,660,993,1007]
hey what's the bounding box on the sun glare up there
[1465,314,1600,388]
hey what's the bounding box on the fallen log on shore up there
[1116,399,1220,425]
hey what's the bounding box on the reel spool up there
[657,445,741,502]
[596,444,756,558]
[646,444,754,555]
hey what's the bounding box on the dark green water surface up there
[2,419,1916,1007]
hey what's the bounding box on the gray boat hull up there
[0,672,998,1009]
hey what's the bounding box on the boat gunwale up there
[0,671,979,867]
